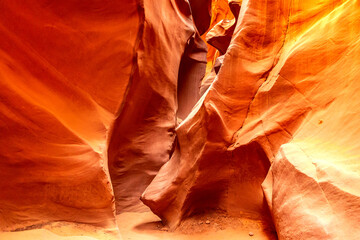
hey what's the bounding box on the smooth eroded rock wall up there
[142,2,360,239]
[0,0,141,230]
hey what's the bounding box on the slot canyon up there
[1,0,360,239]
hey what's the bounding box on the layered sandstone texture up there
[0,0,203,231]
[142,0,360,239]
[107,0,205,212]
[1,0,360,239]
[0,0,135,230]
[202,0,235,74]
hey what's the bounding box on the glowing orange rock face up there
[142,0,288,228]
[0,0,199,231]
[107,0,199,212]
[0,0,140,230]
[260,1,360,238]
[1,0,360,239]
[142,1,360,239]
[201,0,240,98]
[202,0,234,75]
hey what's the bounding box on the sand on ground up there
[0,211,277,240]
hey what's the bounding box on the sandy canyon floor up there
[0,210,277,240]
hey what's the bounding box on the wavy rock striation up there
[1,0,360,239]
[142,1,360,239]
[107,0,199,213]
[0,0,204,231]
[0,0,141,230]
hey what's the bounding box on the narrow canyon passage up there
[1,0,360,240]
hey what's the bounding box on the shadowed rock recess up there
[0,0,359,240]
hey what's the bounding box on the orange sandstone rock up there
[142,2,360,240]
[142,0,289,229]
[202,0,234,76]
[201,0,240,98]
[107,0,201,212]
[205,0,241,55]
[1,1,360,240]
[0,0,204,231]
[260,1,360,238]
[0,0,140,230]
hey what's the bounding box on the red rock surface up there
[1,0,360,239]
[107,0,199,212]
[201,0,241,99]
[261,1,360,238]
[205,0,241,55]
[202,0,234,75]
[142,0,360,239]
[0,0,140,230]
[142,0,287,228]
[0,0,201,231]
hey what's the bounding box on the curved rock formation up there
[206,18,236,55]
[205,0,241,55]
[107,0,198,213]
[201,0,241,98]
[1,0,360,239]
[261,1,360,238]
[142,0,290,228]
[0,0,141,230]
[177,32,208,119]
[0,0,204,231]
[202,0,234,75]
[142,1,360,239]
